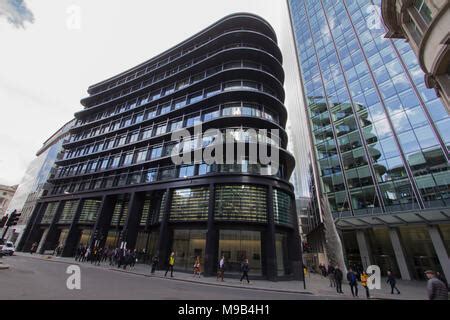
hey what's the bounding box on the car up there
[0,241,15,256]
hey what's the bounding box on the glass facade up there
[288,0,449,217]
[218,229,262,275]
[172,229,206,271]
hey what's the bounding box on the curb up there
[109,268,314,296]
[18,253,314,296]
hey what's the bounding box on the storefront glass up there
[218,230,262,275]
[366,228,399,276]
[172,229,206,271]
[399,226,441,280]
[275,233,290,276]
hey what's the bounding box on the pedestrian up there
[165,252,175,278]
[334,265,344,294]
[130,249,137,268]
[387,270,400,295]
[425,270,448,300]
[193,256,201,278]
[436,271,449,291]
[360,271,370,299]
[240,259,250,284]
[151,253,159,274]
[30,242,38,254]
[347,268,358,297]
[217,255,225,282]
[84,247,91,262]
[327,265,336,287]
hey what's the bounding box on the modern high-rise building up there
[381,0,450,112]
[5,120,74,245]
[288,0,450,281]
[20,13,302,280]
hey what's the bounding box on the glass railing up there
[57,127,284,179]
[67,80,282,145]
[88,27,277,96]
[76,56,279,128]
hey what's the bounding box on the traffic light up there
[6,210,21,227]
[0,215,8,228]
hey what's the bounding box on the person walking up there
[151,253,159,274]
[240,259,250,284]
[165,252,175,278]
[327,265,336,287]
[217,255,225,282]
[334,265,344,294]
[347,268,358,297]
[193,256,201,278]
[436,271,449,291]
[425,270,448,300]
[387,270,401,295]
[30,242,38,255]
[360,271,370,299]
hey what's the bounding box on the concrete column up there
[388,228,412,280]
[264,186,278,281]
[204,184,218,276]
[61,199,85,257]
[38,201,65,254]
[122,192,145,250]
[157,189,172,269]
[428,225,450,286]
[88,195,116,249]
[356,230,372,270]
[287,192,303,281]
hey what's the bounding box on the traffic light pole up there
[1,225,10,241]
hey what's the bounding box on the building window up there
[169,187,209,221]
[214,184,267,223]
[218,230,262,275]
[78,199,101,224]
[413,0,433,24]
[41,202,59,224]
[171,229,207,271]
[58,200,79,224]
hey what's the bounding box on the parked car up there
[0,241,15,256]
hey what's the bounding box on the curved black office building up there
[20,13,302,280]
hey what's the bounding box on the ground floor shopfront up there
[17,179,303,281]
[340,223,450,283]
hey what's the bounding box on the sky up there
[0,0,306,187]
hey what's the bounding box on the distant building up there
[4,120,74,244]
[381,0,450,112]
[0,184,17,217]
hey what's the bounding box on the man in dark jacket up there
[425,270,448,300]
[387,270,400,294]
[347,268,358,297]
[240,259,250,284]
[334,266,344,294]
[151,254,159,274]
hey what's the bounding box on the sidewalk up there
[15,252,428,299]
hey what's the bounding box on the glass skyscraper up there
[288,0,450,281]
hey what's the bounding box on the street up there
[0,254,331,300]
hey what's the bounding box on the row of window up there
[88,26,274,95]
[64,102,280,161]
[51,161,284,196]
[69,80,280,145]
[60,127,282,178]
[82,41,274,112]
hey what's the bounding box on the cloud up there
[0,0,34,28]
